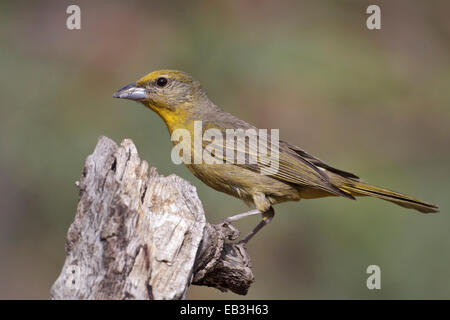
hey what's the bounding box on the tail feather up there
[340,182,439,214]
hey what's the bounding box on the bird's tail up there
[339,181,439,214]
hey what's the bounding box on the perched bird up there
[113,70,438,243]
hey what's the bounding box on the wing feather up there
[200,125,355,199]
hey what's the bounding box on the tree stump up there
[50,136,254,300]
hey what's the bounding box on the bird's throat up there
[145,102,189,134]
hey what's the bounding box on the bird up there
[113,69,438,244]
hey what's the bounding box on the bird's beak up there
[113,82,148,100]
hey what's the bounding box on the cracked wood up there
[51,136,253,300]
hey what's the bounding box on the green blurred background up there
[0,0,449,299]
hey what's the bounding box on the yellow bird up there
[113,70,438,244]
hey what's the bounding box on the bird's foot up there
[218,219,240,241]
[217,220,251,266]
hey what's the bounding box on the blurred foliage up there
[0,0,449,299]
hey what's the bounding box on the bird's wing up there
[201,122,355,199]
[282,142,360,181]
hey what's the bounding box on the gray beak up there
[113,82,147,100]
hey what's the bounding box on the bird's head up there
[113,70,208,128]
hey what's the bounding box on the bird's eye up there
[156,77,168,88]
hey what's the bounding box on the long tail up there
[339,181,439,214]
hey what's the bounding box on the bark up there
[50,136,253,300]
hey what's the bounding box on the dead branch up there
[50,136,253,300]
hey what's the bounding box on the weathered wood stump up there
[50,136,254,300]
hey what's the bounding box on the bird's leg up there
[221,209,261,224]
[238,207,275,245]
[219,205,274,266]
[219,209,261,240]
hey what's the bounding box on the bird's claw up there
[218,219,240,241]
